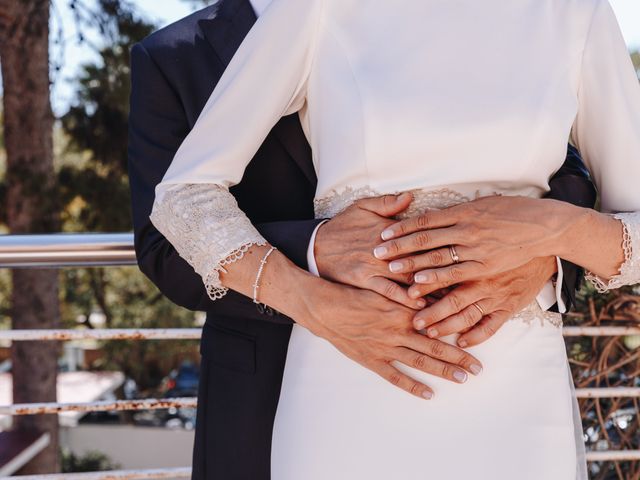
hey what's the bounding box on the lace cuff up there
[585,212,640,292]
[149,183,267,301]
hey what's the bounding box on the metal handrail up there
[0,329,202,341]
[0,233,135,268]
[0,398,198,416]
[2,326,640,342]
[4,387,640,417]
[0,468,192,480]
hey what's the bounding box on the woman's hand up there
[372,195,574,297]
[411,257,558,347]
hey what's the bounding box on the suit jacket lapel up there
[198,0,317,186]
[199,0,256,66]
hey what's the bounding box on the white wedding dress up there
[148,0,640,478]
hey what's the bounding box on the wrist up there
[540,255,558,281]
[259,252,335,333]
[539,200,590,259]
[554,205,597,260]
[290,275,345,339]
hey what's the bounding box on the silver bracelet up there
[253,246,277,304]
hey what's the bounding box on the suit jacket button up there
[256,303,265,314]
[265,306,275,316]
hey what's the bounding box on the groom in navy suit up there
[127,0,596,478]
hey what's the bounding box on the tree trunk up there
[0,0,61,474]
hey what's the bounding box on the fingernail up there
[381,229,395,241]
[415,319,426,330]
[389,261,403,273]
[422,390,434,400]
[373,246,388,259]
[470,364,483,376]
[427,328,438,338]
[458,339,468,348]
[416,299,427,308]
[454,371,468,383]
[415,274,428,283]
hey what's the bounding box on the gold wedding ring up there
[471,302,485,317]
[449,245,460,264]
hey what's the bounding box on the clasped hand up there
[374,195,562,289]
[317,193,559,349]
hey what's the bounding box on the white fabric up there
[149,0,640,478]
[555,256,568,313]
[538,277,561,311]
[306,220,328,277]
[276,313,574,479]
[248,0,271,17]
[539,257,568,313]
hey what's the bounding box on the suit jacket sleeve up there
[128,42,323,312]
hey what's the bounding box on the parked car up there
[133,361,199,430]
[162,361,199,398]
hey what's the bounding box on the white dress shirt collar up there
[249,0,272,17]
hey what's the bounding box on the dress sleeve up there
[569,0,640,292]
[149,0,325,300]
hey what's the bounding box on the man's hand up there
[314,193,427,309]
[297,278,484,400]
[410,256,558,348]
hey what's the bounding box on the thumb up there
[357,192,413,218]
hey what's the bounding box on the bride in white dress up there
[149,0,640,478]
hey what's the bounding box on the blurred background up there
[0,0,638,479]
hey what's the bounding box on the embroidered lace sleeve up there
[149,183,267,301]
[585,213,640,292]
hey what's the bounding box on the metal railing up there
[1,233,639,478]
[0,233,135,268]
[2,468,192,480]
